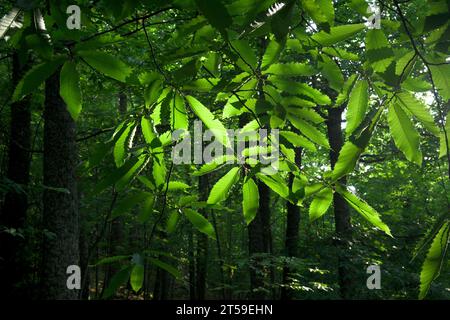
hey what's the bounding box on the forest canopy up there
[0,0,449,301]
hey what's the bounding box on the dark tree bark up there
[104,88,127,290]
[0,52,32,298]
[195,173,209,299]
[188,224,196,300]
[40,70,80,300]
[326,106,353,299]
[281,148,302,300]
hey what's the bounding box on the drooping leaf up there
[171,93,188,131]
[78,50,133,83]
[280,131,317,151]
[301,0,335,30]
[60,61,82,120]
[419,221,450,299]
[439,111,450,158]
[230,39,258,73]
[186,95,231,147]
[336,185,392,237]
[318,55,344,92]
[242,177,259,225]
[130,263,144,292]
[430,64,450,101]
[184,208,216,239]
[148,257,181,279]
[207,167,240,204]
[397,92,439,136]
[311,23,365,46]
[264,62,315,77]
[166,210,180,233]
[330,141,362,181]
[102,266,131,299]
[193,155,236,176]
[256,172,289,199]
[113,122,134,167]
[262,39,284,69]
[288,114,330,148]
[387,103,422,166]
[309,187,333,222]
[272,78,331,105]
[346,79,369,135]
[12,57,65,101]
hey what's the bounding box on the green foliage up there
[207,167,240,204]
[387,103,422,166]
[78,51,133,83]
[336,185,392,237]
[242,177,259,225]
[346,79,368,135]
[184,208,216,239]
[419,221,450,299]
[59,61,81,120]
[309,187,333,222]
[12,57,65,101]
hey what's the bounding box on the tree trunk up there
[0,52,32,298]
[104,87,127,291]
[40,70,80,300]
[281,148,302,300]
[195,174,209,299]
[326,106,353,299]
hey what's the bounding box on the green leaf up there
[186,95,231,147]
[116,156,147,191]
[168,181,190,191]
[336,185,392,237]
[113,122,134,167]
[148,257,181,279]
[171,93,188,131]
[262,39,284,69]
[288,114,330,148]
[193,155,236,176]
[12,57,65,101]
[439,111,450,158]
[130,263,144,292]
[141,117,156,145]
[207,167,240,204]
[365,29,394,73]
[272,78,331,105]
[301,0,334,30]
[336,74,357,106]
[93,255,130,266]
[195,0,232,36]
[102,266,131,299]
[264,63,315,77]
[346,80,369,135]
[397,92,439,136]
[242,177,259,225]
[318,55,344,92]
[330,141,362,181]
[60,61,82,120]
[256,172,289,199]
[230,39,258,73]
[387,103,422,166]
[309,187,333,222]
[311,23,365,46]
[137,196,155,223]
[430,64,450,101]
[112,191,151,219]
[144,78,163,108]
[79,50,133,83]
[280,131,317,151]
[184,208,216,239]
[166,210,180,233]
[419,221,450,299]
